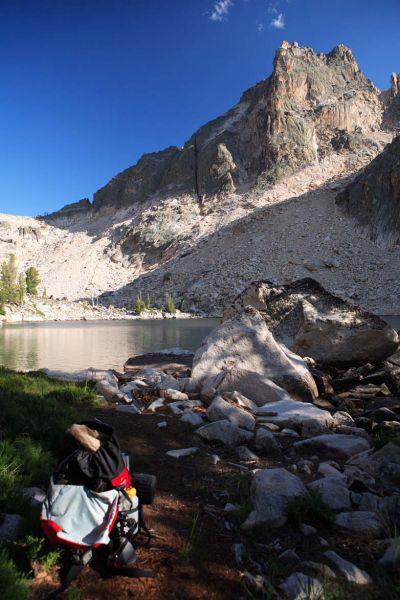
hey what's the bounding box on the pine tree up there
[1,255,18,303]
[25,267,40,297]
[17,273,25,305]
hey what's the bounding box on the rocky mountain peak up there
[47,42,392,219]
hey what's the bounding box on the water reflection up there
[0,319,219,372]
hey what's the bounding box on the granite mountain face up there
[60,42,386,215]
[1,42,399,315]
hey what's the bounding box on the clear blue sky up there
[1,0,399,216]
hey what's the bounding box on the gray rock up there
[294,434,370,459]
[335,511,383,538]
[259,422,280,432]
[255,428,280,452]
[324,550,372,584]
[279,549,300,561]
[279,572,324,600]
[280,428,300,438]
[358,492,381,511]
[95,379,126,403]
[181,378,202,393]
[0,514,23,540]
[255,399,333,436]
[317,462,345,480]
[119,381,140,394]
[165,447,199,459]
[147,398,165,412]
[229,390,259,413]
[180,411,204,426]
[299,561,336,579]
[207,396,256,431]
[333,411,355,427]
[22,487,46,508]
[308,477,351,510]
[336,425,370,439]
[191,308,318,404]
[157,421,167,428]
[237,446,260,462]
[116,403,142,414]
[195,420,253,447]
[379,538,400,566]
[242,468,306,530]
[299,523,317,536]
[162,389,189,401]
[347,443,400,488]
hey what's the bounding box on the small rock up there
[308,477,351,511]
[195,420,253,447]
[237,446,259,462]
[0,514,23,540]
[157,421,168,428]
[300,523,317,536]
[324,550,372,584]
[358,492,381,511]
[209,454,221,465]
[279,572,324,600]
[242,468,306,530]
[165,447,199,459]
[255,427,280,452]
[22,487,46,508]
[168,401,184,415]
[317,462,345,480]
[207,396,256,431]
[336,425,370,439]
[280,428,300,438]
[259,422,280,432]
[180,411,204,426]
[233,543,245,565]
[299,561,336,579]
[279,549,300,561]
[379,538,400,566]
[319,537,329,547]
[230,390,258,412]
[335,511,383,538]
[294,434,370,459]
[147,398,165,412]
[163,389,189,401]
[333,411,355,427]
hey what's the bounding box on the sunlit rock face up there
[88,42,383,212]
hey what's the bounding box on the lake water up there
[0,319,219,372]
[0,315,398,373]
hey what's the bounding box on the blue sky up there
[1,0,399,216]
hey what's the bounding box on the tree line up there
[0,254,41,313]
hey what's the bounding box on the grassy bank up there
[0,367,99,598]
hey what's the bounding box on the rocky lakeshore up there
[30,280,400,599]
[0,296,192,324]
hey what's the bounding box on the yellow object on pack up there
[127,487,137,497]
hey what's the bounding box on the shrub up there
[25,267,40,296]
[134,296,146,315]
[286,489,335,528]
[165,293,176,315]
[0,549,30,600]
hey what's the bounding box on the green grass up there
[25,534,63,570]
[227,475,253,526]
[0,368,99,586]
[286,489,335,529]
[0,548,30,600]
[374,431,400,449]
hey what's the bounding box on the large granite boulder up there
[223,279,398,366]
[191,307,318,404]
